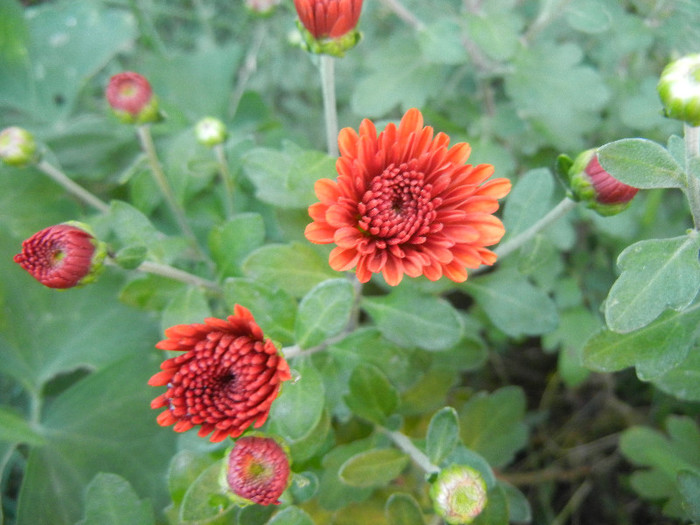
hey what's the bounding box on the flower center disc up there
[358,163,435,246]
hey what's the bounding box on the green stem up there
[379,0,425,30]
[136,125,197,241]
[214,143,235,218]
[383,428,440,474]
[684,124,700,229]
[229,21,267,119]
[494,197,578,259]
[320,54,339,157]
[120,259,222,294]
[35,160,110,213]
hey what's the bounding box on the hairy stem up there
[384,428,440,474]
[113,258,222,294]
[320,54,339,157]
[35,160,110,213]
[684,124,700,229]
[380,0,425,30]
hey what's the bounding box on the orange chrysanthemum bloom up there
[149,305,292,443]
[305,108,511,286]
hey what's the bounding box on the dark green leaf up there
[501,481,532,523]
[362,288,463,351]
[209,213,266,278]
[344,363,399,425]
[385,493,425,525]
[604,235,700,333]
[339,448,409,488]
[318,439,375,510]
[652,349,700,402]
[179,461,232,523]
[598,138,685,189]
[678,470,700,522]
[426,407,460,466]
[77,473,154,525]
[295,278,355,349]
[0,407,45,447]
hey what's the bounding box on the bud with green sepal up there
[658,54,700,127]
[106,72,162,125]
[558,149,639,216]
[0,127,37,167]
[429,465,488,525]
[195,117,228,147]
[293,0,363,57]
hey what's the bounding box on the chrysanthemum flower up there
[293,0,363,56]
[304,108,511,286]
[106,72,160,124]
[225,435,291,505]
[13,223,106,289]
[149,305,292,443]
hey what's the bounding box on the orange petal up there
[305,222,335,244]
[329,246,360,271]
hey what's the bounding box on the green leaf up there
[107,200,169,261]
[223,277,297,344]
[465,10,523,61]
[502,168,555,243]
[242,242,338,298]
[621,416,700,519]
[385,493,425,525]
[167,450,215,506]
[318,439,375,510]
[295,278,355,349]
[362,288,463,351]
[418,19,467,65]
[464,269,558,337]
[77,473,154,525]
[15,353,177,525]
[426,407,460,466]
[268,358,325,443]
[0,407,45,447]
[209,213,266,278]
[289,471,320,503]
[652,349,700,402]
[583,306,700,379]
[472,484,509,525]
[339,449,409,488]
[678,470,700,522]
[500,481,532,523]
[242,141,335,209]
[179,461,232,523]
[444,446,496,489]
[459,387,528,468]
[598,138,685,189]
[161,287,212,334]
[565,0,613,33]
[604,234,700,333]
[267,506,315,525]
[344,363,399,425]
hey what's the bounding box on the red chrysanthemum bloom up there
[13,223,105,289]
[293,0,363,40]
[106,72,159,124]
[149,305,292,443]
[304,108,512,286]
[226,436,291,505]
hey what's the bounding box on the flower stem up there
[683,124,700,229]
[383,428,440,474]
[214,143,235,218]
[35,160,110,213]
[320,54,339,157]
[136,125,196,241]
[122,259,222,294]
[495,197,578,259]
[229,21,267,119]
[379,0,425,30]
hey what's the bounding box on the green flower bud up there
[0,127,37,167]
[430,465,488,524]
[195,117,227,147]
[658,53,700,127]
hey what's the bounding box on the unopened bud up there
[430,465,488,525]
[0,127,36,167]
[293,0,363,57]
[195,117,227,147]
[658,54,700,127]
[106,72,160,124]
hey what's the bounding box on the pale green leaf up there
[426,407,460,466]
[77,473,154,525]
[267,506,315,525]
[598,138,685,189]
[339,448,409,488]
[295,278,354,349]
[344,363,399,425]
[385,493,425,525]
[208,213,266,278]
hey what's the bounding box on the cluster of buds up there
[293,0,363,57]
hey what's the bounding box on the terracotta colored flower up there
[13,223,106,289]
[293,0,363,56]
[225,435,291,505]
[304,108,511,286]
[149,305,292,443]
[566,148,639,216]
[106,72,159,124]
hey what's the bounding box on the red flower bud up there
[13,223,106,289]
[225,435,291,506]
[293,0,363,56]
[106,72,160,124]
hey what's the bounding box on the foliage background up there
[1,0,700,524]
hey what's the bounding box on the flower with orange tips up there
[149,305,292,443]
[305,108,511,286]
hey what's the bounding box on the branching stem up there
[35,160,110,213]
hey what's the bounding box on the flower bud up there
[429,465,488,524]
[106,72,160,124]
[0,127,37,167]
[658,54,700,127]
[222,435,291,506]
[245,0,281,15]
[195,117,227,147]
[13,222,106,289]
[293,0,363,57]
[565,149,639,216]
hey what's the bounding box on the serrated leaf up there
[295,278,354,349]
[465,269,558,337]
[267,506,315,525]
[242,141,334,209]
[598,138,685,189]
[385,493,425,525]
[344,363,399,425]
[426,407,460,466]
[604,235,700,333]
[459,387,528,468]
[583,306,700,379]
[241,243,338,298]
[362,288,462,351]
[339,448,409,488]
[77,473,154,525]
[209,213,265,278]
